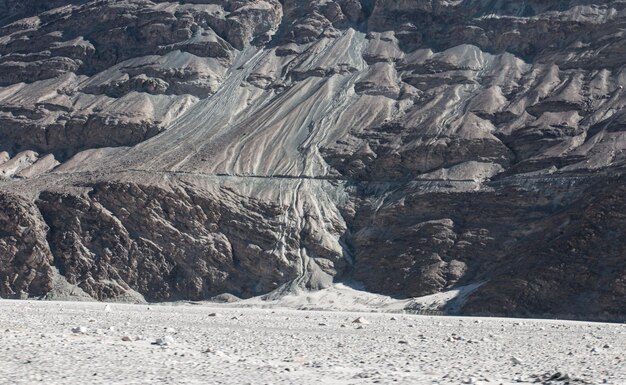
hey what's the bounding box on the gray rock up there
[71,326,88,334]
[153,336,175,346]
[0,0,625,322]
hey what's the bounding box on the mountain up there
[0,0,625,320]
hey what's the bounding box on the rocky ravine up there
[0,0,625,321]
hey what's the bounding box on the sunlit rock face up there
[0,0,625,320]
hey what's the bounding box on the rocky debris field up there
[1,299,625,385]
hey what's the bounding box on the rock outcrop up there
[0,0,625,320]
[0,193,53,298]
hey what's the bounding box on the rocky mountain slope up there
[0,0,625,320]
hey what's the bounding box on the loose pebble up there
[0,301,623,384]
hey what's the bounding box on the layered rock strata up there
[0,0,625,320]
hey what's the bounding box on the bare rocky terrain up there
[0,0,625,320]
[1,299,625,385]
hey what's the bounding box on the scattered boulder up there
[153,336,175,346]
[71,326,88,334]
[352,317,370,325]
[210,293,241,303]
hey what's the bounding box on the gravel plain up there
[1,300,625,385]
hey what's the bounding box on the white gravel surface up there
[1,300,625,385]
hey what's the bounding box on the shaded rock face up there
[0,193,53,298]
[0,0,625,320]
[349,175,626,320]
[33,181,346,301]
[462,175,626,319]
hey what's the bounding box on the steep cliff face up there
[0,193,53,298]
[34,178,347,301]
[0,0,625,320]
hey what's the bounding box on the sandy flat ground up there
[0,299,625,385]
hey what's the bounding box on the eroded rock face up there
[0,0,625,320]
[462,174,626,320]
[0,193,53,298]
[36,183,286,300]
[32,180,347,301]
[348,174,626,320]
[0,0,282,159]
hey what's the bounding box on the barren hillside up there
[0,0,625,320]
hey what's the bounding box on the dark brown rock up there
[0,193,53,298]
[35,181,304,301]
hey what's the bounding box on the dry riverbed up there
[1,300,625,384]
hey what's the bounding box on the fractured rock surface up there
[0,0,625,320]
